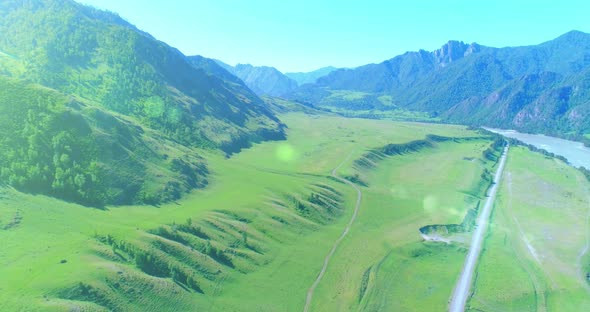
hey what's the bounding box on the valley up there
[1,1,590,311]
[468,147,590,311]
[2,95,588,311]
[1,112,501,311]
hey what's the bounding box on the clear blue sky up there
[76,0,590,73]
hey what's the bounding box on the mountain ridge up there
[208,59,298,97]
[286,30,590,137]
[285,66,339,85]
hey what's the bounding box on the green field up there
[0,112,500,311]
[3,112,588,312]
[468,146,590,311]
[2,2,590,311]
[309,135,498,311]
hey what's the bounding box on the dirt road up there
[449,144,509,312]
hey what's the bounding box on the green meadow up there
[468,146,590,311]
[1,112,566,312]
[2,2,590,312]
[307,135,499,311]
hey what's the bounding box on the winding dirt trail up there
[449,144,509,312]
[303,152,362,312]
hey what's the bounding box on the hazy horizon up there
[76,0,590,72]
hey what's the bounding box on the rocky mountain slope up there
[287,31,590,136]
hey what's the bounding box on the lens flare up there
[423,195,438,213]
[276,144,296,162]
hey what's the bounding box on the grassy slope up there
[182,114,485,311]
[0,113,488,311]
[468,146,590,311]
[310,138,497,311]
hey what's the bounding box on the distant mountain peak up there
[211,61,298,96]
[561,29,589,37]
[552,29,590,43]
[235,63,280,72]
[433,41,481,66]
[235,63,255,69]
[285,66,340,86]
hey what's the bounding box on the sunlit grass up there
[1,112,491,311]
[468,147,590,311]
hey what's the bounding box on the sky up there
[76,0,590,73]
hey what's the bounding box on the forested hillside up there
[0,77,208,206]
[0,0,285,154]
[0,0,287,205]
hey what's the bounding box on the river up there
[484,128,590,169]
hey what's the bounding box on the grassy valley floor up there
[468,146,590,311]
[1,112,502,311]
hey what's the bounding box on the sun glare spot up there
[423,195,438,213]
[276,144,296,162]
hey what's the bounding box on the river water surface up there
[484,128,590,169]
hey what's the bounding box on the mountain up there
[304,41,482,94]
[285,66,338,85]
[0,0,284,153]
[444,69,590,135]
[287,31,590,136]
[211,61,339,96]
[186,55,246,85]
[208,60,298,96]
[0,0,286,205]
